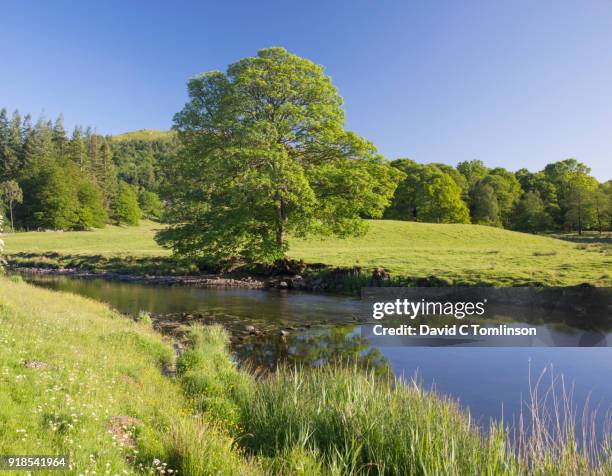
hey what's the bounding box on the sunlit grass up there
[4,220,611,286]
[0,278,255,475]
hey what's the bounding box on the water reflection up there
[234,325,390,376]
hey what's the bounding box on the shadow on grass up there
[550,232,612,245]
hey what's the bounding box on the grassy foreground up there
[0,277,254,475]
[5,220,611,286]
[1,278,610,475]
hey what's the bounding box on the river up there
[23,274,612,436]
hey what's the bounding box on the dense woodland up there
[0,107,610,235]
[0,109,173,231]
[385,157,611,233]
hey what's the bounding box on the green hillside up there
[111,129,176,142]
[4,220,610,286]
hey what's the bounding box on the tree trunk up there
[276,201,287,251]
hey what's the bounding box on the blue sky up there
[2,0,611,180]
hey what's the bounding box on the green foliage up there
[515,169,560,224]
[112,129,175,142]
[110,131,176,190]
[112,181,141,225]
[414,167,470,223]
[457,159,489,189]
[20,162,79,229]
[386,160,469,223]
[468,183,501,226]
[158,48,402,265]
[431,162,469,197]
[513,191,553,232]
[561,170,598,234]
[0,107,168,231]
[0,211,4,270]
[138,189,163,220]
[384,159,422,219]
[93,140,118,209]
[75,178,108,229]
[0,109,23,181]
[593,181,612,232]
[478,168,522,227]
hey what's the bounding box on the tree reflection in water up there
[232,324,391,376]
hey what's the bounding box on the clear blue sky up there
[2,0,611,180]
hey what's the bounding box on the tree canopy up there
[157,48,403,264]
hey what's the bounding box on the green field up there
[4,220,611,286]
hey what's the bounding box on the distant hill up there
[111,129,176,142]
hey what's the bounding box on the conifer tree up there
[0,109,23,181]
[51,114,69,161]
[95,140,118,210]
[69,126,87,171]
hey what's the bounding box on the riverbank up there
[4,220,611,288]
[1,277,610,475]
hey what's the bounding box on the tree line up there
[1,105,609,240]
[0,109,172,230]
[385,157,611,234]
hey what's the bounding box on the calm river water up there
[23,274,612,434]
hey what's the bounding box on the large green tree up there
[386,160,469,224]
[477,168,522,227]
[513,190,553,232]
[384,159,423,220]
[471,183,501,227]
[515,169,560,225]
[414,168,470,224]
[561,171,597,234]
[158,48,402,264]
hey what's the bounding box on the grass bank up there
[1,277,610,474]
[0,277,255,475]
[5,220,611,286]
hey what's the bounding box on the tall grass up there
[176,324,612,475]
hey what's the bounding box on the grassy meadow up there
[1,277,610,475]
[4,220,611,286]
